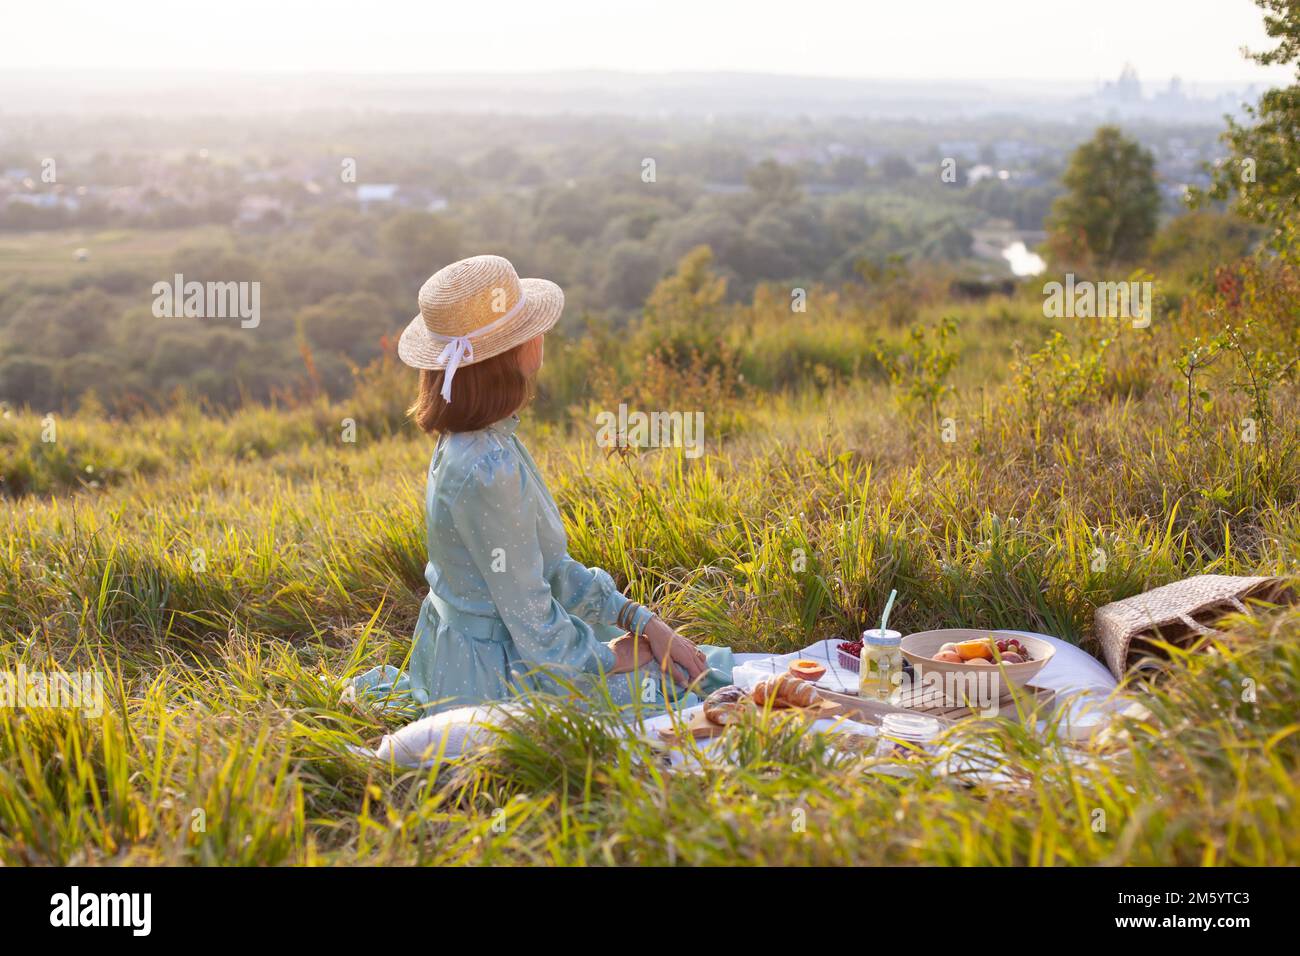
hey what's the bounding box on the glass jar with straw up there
[860,589,901,702]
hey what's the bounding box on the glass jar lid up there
[879,712,942,741]
[862,628,902,646]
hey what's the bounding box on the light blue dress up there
[352,414,731,716]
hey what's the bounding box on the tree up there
[638,246,729,368]
[0,355,57,410]
[379,211,462,288]
[1045,126,1160,270]
[1194,0,1300,258]
[826,155,869,188]
[297,291,394,361]
[878,153,916,183]
[1148,210,1261,281]
[600,241,661,311]
[744,159,800,206]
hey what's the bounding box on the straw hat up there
[398,255,564,402]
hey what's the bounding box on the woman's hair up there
[408,342,533,434]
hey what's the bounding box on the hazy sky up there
[2,0,1293,84]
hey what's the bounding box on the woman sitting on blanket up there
[353,255,723,716]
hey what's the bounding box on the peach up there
[788,659,826,682]
[955,639,994,661]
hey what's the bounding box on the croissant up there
[752,674,820,708]
[702,685,755,725]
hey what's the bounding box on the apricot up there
[955,639,994,661]
[938,642,959,655]
[933,651,963,663]
[967,658,993,666]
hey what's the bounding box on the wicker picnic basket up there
[1094,574,1294,679]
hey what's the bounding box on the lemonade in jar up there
[859,628,902,701]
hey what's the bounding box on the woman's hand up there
[641,616,708,686]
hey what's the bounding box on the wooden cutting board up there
[657,698,845,744]
[913,684,1056,721]
[818,684,1055,725]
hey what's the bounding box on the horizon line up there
[0,66,1275,88]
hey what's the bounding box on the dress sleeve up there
[448,448,616,676]
[551,556,653,635]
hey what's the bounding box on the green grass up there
[0,256,1297,865]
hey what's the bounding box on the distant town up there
[0,67,1235,237]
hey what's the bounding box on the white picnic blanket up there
[733,631,1123,738]
[733,631,1114,694]
[356,632,1126,767]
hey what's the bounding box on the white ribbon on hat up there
[424,295,530,403]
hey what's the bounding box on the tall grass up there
[0,255,1296,864]
[2,608,1296,865]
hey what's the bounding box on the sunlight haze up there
[1,0,1292,84]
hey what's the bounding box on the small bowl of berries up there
[836,639,863,673]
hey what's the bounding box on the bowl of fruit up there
[900,629,1054,688]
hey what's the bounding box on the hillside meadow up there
[0,251,1298,864]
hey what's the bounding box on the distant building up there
[1100,64,1143,104]
[236,194,288,229]
[104,186,147,215]
[767,144,828,165]
[938,140,980,162]
[6,192,78,212]
[1157,76,1186,103]
[356,183,399,210]
[966,164,1013,187]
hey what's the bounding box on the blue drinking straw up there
[879,588,897,635]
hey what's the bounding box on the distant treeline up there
[0,112,1232,412]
